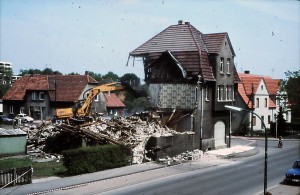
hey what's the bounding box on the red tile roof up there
[130,22,239,82]
[3,75,98,102]
[237,72,280,109]
[104,93,125,108]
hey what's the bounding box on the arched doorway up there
[214,121,226,148]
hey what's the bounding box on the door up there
[214,121,226,148]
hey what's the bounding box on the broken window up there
[220,57,224,73]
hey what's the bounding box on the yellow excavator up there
[55,82,124,122]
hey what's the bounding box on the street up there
[44,138,299,195]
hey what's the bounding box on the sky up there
[0,0,299,81]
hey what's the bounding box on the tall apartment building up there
[0,61,21,85]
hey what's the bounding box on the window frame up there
[220,57,224,73]
[226,58,230,74]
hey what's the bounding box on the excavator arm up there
[55,82,124,119]
[77,82,124,116]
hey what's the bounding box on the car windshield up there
[293,161,300,169]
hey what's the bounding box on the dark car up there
[0,115,13,124]
[285,159,300,184]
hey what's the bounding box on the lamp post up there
[225,105,268,195]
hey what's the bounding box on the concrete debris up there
[15,114,205,164]
[158,149,204,165]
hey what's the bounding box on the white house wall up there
[252,79,273,130]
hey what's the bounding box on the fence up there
[0,166,32,189]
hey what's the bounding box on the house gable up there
[145,51,187,83]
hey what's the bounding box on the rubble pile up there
[16,114,203,164]
[82,116,181,164]
[18,122,61,160]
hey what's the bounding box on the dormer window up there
[220,57,224,73]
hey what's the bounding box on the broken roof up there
[129,21,236,82]
[3,75,98,102]
[104,93,126,108]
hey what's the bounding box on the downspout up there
[198,75,203,151]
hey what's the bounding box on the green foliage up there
[232,120,250,136]
[62,145,130,176]
[0,157,32,170]
[0,84,10,98]
[88,72,102,82]
[19,68,62,76]
[0,157,66,178]
[283,70,300,122]
[120,73,140,87]
[102,71,119,82]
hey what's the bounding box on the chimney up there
[178,20,184,25]
[244,70,250,74]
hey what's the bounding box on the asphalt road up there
[47,139,300,195]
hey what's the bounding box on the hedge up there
[62,144,130,175]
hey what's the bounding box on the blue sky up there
[0,0,299,80]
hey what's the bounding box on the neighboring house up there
[234,71,290,132]
[2,74,100,120]
[129,21,240,150]
[104,92,126,117]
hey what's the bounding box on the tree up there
[88,72,102,82]
[102,71,119,83]
[120,73,140,88]
[0,66,13,98]
[283,70,300,122]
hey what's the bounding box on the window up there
[227,58,230,73]
[9,106,14,114]
[261,85,263,90]
[220,58,224,73]
[218,85,221,101]
[268,115,271,123]
[225,86,229,100]
[94,94,99,102]
[205,86,209,101]
[39,92,45,100]
[32,92,37,100]
[264,98,268,107]
[252,116,256,126]
[20,107,25,113]
[256,98,260,108]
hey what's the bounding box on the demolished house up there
[128,20,240,151]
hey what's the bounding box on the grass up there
[0,156,67,179]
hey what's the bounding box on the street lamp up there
[225,105,268,195]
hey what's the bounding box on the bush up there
[62,144,130,175]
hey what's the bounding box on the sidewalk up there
[0,137,295,195]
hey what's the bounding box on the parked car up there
[0,115,13,124]
[285,159,300,184]
[14,113,34,123]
